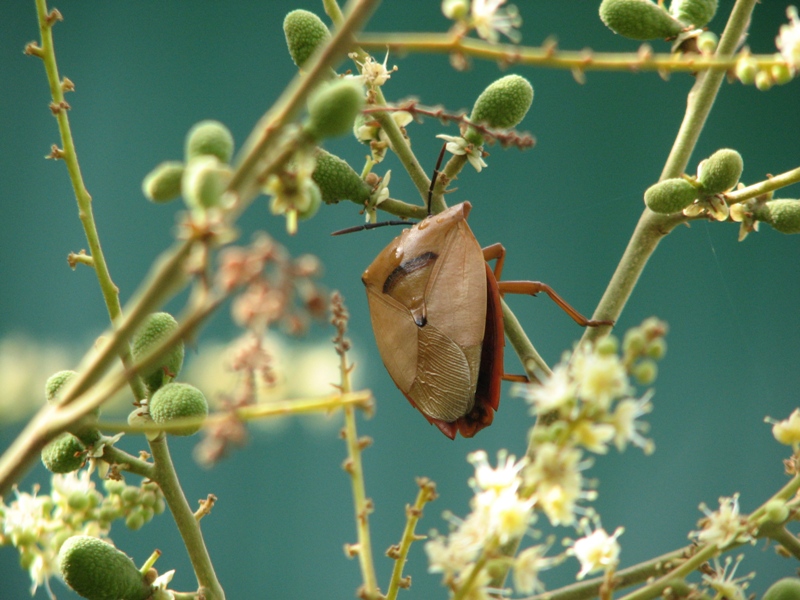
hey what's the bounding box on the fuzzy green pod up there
[141,161,184,203]
[304,80,365,141]
[599,0,684,40]
[182,155,227,211]
[149,382,208,436]
[131,312,185,393]
[466,74,533,144]
[46,370,77,402]
[697,148,743,194]
[312,148,371,205]
[643,178,699,213]
[185,120,234,163]
[763,578,800,600]
[42,433,86,474]
[669,0,717,27]
[58,536,152,600]
[755,199,800,234]
[283,10,331,69]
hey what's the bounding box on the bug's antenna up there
[427,143,448,216]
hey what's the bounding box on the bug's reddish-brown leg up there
[482,242,612,328]
[498,281,613,327]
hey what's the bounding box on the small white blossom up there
[152,569,177,600]
[475,487,535,545]
[691,493,753,549]
[513,363,576,416]
[571,420,616,454]
[436,134,487,172]
[609,392,655,453]
[702,555,754,600]
[572,347,631,410]
[366,170,391,223]
[425,534,477,576]
[777,6,800,72]
[769,408,800,446]
[471,0,522,43]
[525,443,588,526]
[1,486,47,547]
[355,51,397,88]
[468,449,525,493]
[570,522,623,580]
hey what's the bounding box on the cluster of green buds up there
[599,0,717,40]
[734,54,795,90]
[438,74,534,172]
[644,148,743,220]
[127,312,208,439]
[617,317,668,385]
[142,120,235,216]
[101,479,166,531]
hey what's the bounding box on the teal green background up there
[2,2,799,598]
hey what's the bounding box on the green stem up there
[150,436,226,600]
[355,33,782,74]
[764,525,800,561]
[581,0,758,344]
[102,445,155,480]
[725,165,800,204]
[502,299,550,380]
[616,544,718,600]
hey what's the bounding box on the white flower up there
[513,363,576,416]
[570,523,623,580]
[702,555,754,600]
[436,134,487,172]
[609,392,654,453]
[682,194,730,221]
[513,545,550,595]
[769,408,800,446]
[366,170,391,223]
[474,487,535,545]
[691,493,753,548]
[572,347,631,410]
[776,6,800,72]
[571,420,615,454]
[152,569,177,600]
[51,470,100,510]
[468,449,525,493]
[471,0,522,43]
[425,532,479,576]
[356,51,397,88]
[525,443,587,526]
[1,486,47,547]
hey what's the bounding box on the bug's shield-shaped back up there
[362,202,488,435]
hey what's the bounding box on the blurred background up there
[1,1,799,598]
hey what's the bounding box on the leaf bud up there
[312,148,371,205]
[599,0,684,40]
[466,74,533,144]
[58,535,152,600]
[131,312,185,393]
[697,148,743,194]
[141,161,184,203]
[763,578,800,600]
[41,433,86,474]
[735,56,757,85]
[669,0,718,28]
[755,199,800,234]
[283,9,331,69]
[304,80,365,141]
[149,382,209,436]
[644,178,699,213]
[185,119,234,163]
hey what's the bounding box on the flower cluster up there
[0,470,163,597]
[443,0,522,44]
[777,6,800,73]
[425,450,560,596]
[690,493,754,549]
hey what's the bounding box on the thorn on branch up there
[46,145,65,160]
[61,77,75,92]
[45,8,63,26]
[23,42,44,58]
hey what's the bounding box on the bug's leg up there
[498,280,614,327]
[482,243,506,281]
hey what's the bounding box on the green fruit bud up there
[185,120,234,163]
[697,148,743,194]
[735,56,757,85]
[46,370,77,402]
[442,0,470,19]
[304,80,365,140]
[755,199,800,234]
[669,0,717,27]
[594,335,619,356]
[696,30,718,53]
[103,479,125,495]
[131,312,185,393]
[312,148,371,205]
[599,0,684,40]
[763,578,800,600]
[125,512,145,531]
[645,337,667,360]
[41,433,86,474]
[283,10,331,69]
[644,178,699,213]
[763,500,790,524]
[149,382,208,436]
[633,359,658,385]
[121,486,141,505]
[58,536,152,600]
[755,69,773,91]
[466,75,533,144]
[141,161,184,203]
[772,63,793,86]
[182,155,228,211]
[623,329,647,356]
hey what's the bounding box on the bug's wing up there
[365,290,418,393]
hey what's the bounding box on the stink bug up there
[361,201,612,439]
